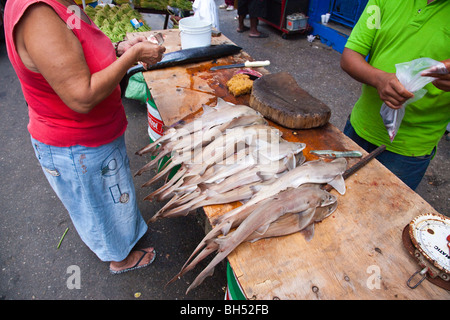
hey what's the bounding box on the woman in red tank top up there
[4,0,165,273]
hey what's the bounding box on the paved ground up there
[0,2,448,301]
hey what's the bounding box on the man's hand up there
[341,48,413,110]
[373,72,414,109]
[421,59,450,92]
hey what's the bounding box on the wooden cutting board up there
[249,72,331,129]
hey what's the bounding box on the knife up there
[310,150,363,158]
[210,60,270,71]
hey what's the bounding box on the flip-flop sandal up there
[249,32,268,38]
[237,26,250,33]
[110,248,156,275]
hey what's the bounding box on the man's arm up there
[340,47,413,109]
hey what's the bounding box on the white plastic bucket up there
[179,17,212,49]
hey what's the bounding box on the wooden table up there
[128,29,449,299]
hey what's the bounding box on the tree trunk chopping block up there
[249,72,331,129]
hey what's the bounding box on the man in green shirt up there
[341,0,450,190]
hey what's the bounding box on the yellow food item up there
[226,73,253,97]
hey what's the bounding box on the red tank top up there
[4,0,127,147]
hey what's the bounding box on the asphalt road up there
[0,2,448,301]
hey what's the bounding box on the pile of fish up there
[135,98,347,293]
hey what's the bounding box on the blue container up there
[329,0,368,27]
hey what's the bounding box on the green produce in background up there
[138,0,166,10]
[85,3,151,42]
[114,0,131,5]
[134,0,192,11]
[168,0,193,11]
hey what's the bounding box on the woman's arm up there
[15,3,165,114]
[340,48,413,109]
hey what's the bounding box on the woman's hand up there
[133,41,166,68]
[116,36,146,56]
[117,37,166,69]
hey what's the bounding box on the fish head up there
[226,114,267,130]
[279,140,306,153]
[313,201,338,222]
[319,191,337,207]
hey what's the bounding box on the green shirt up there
[345,0,450,156]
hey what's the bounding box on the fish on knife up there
[127,44,243,76]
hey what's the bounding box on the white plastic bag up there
[380,57,448,142]
[192,0,219,30]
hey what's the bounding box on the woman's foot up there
[109,247,156,274]
[249,32,268,38]
[237,26,250,33]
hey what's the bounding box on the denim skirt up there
[31,135,147,262]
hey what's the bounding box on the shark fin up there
[300,224,315,242]
[215,97,233,109]
[328,174,346,195]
